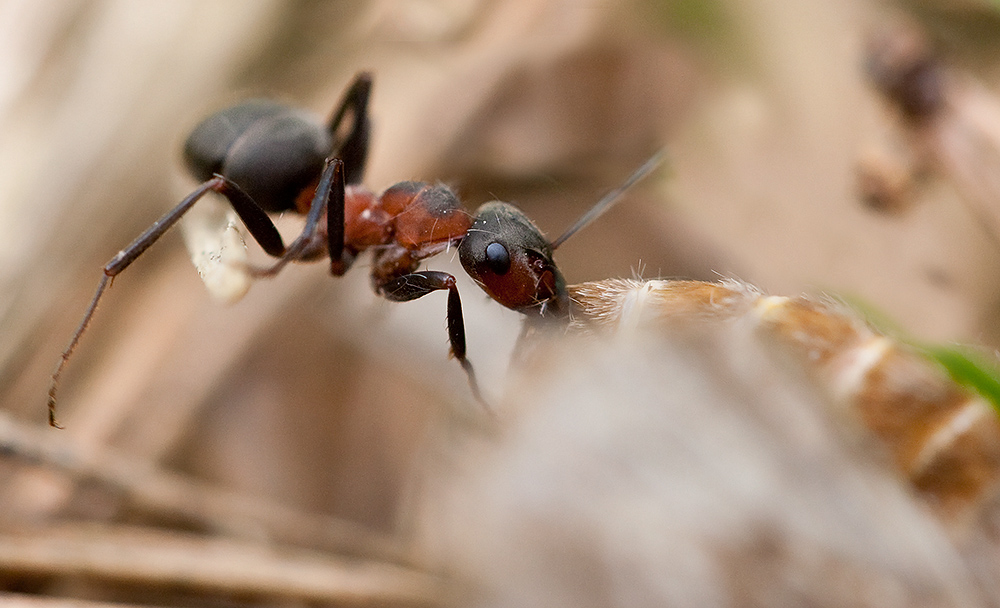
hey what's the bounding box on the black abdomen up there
[183,100,332,212]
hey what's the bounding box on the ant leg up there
[48,176,285,427]
[251,158,351,278]
[327,72,372,185]
[212,176,286,256]
[380,271,485,405]
[112,176,285,275]
[326,158,348,276]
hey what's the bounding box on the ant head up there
[459,151,665,321]
[459,201,568,318]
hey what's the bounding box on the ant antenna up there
[550,149,667,250]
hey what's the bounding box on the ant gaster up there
[48,71,662,427]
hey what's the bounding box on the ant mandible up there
[48,71,662,427]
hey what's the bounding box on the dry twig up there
[0,524,446,606]
[0,412,404,562]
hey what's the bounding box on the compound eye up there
[484,242,511,275]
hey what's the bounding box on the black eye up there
[484,242,511,275]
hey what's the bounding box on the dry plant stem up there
[0,592,150,608]
[867,25,1000,252]
[931,110,1000,253]
[0,412,404,562]
[0,525,447,607]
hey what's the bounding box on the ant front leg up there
[380,271,486,406]
[47,175,286,427]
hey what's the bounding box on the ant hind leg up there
[48,176,287,427]
[249,158,351,279]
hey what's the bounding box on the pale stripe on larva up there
[566,278,1000,524]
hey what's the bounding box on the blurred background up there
[3,0,1000,605]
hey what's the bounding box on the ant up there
[48,71,662,427]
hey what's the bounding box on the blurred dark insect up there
[860,22,1000,250]
[867,24,944,123]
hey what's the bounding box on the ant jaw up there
[539,291,571,320]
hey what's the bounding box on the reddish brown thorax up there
[299,180,471,255]
[342,186,389,248]
[317,180,471,286]
[379,181,472,251]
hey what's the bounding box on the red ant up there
[48,71,661,427]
